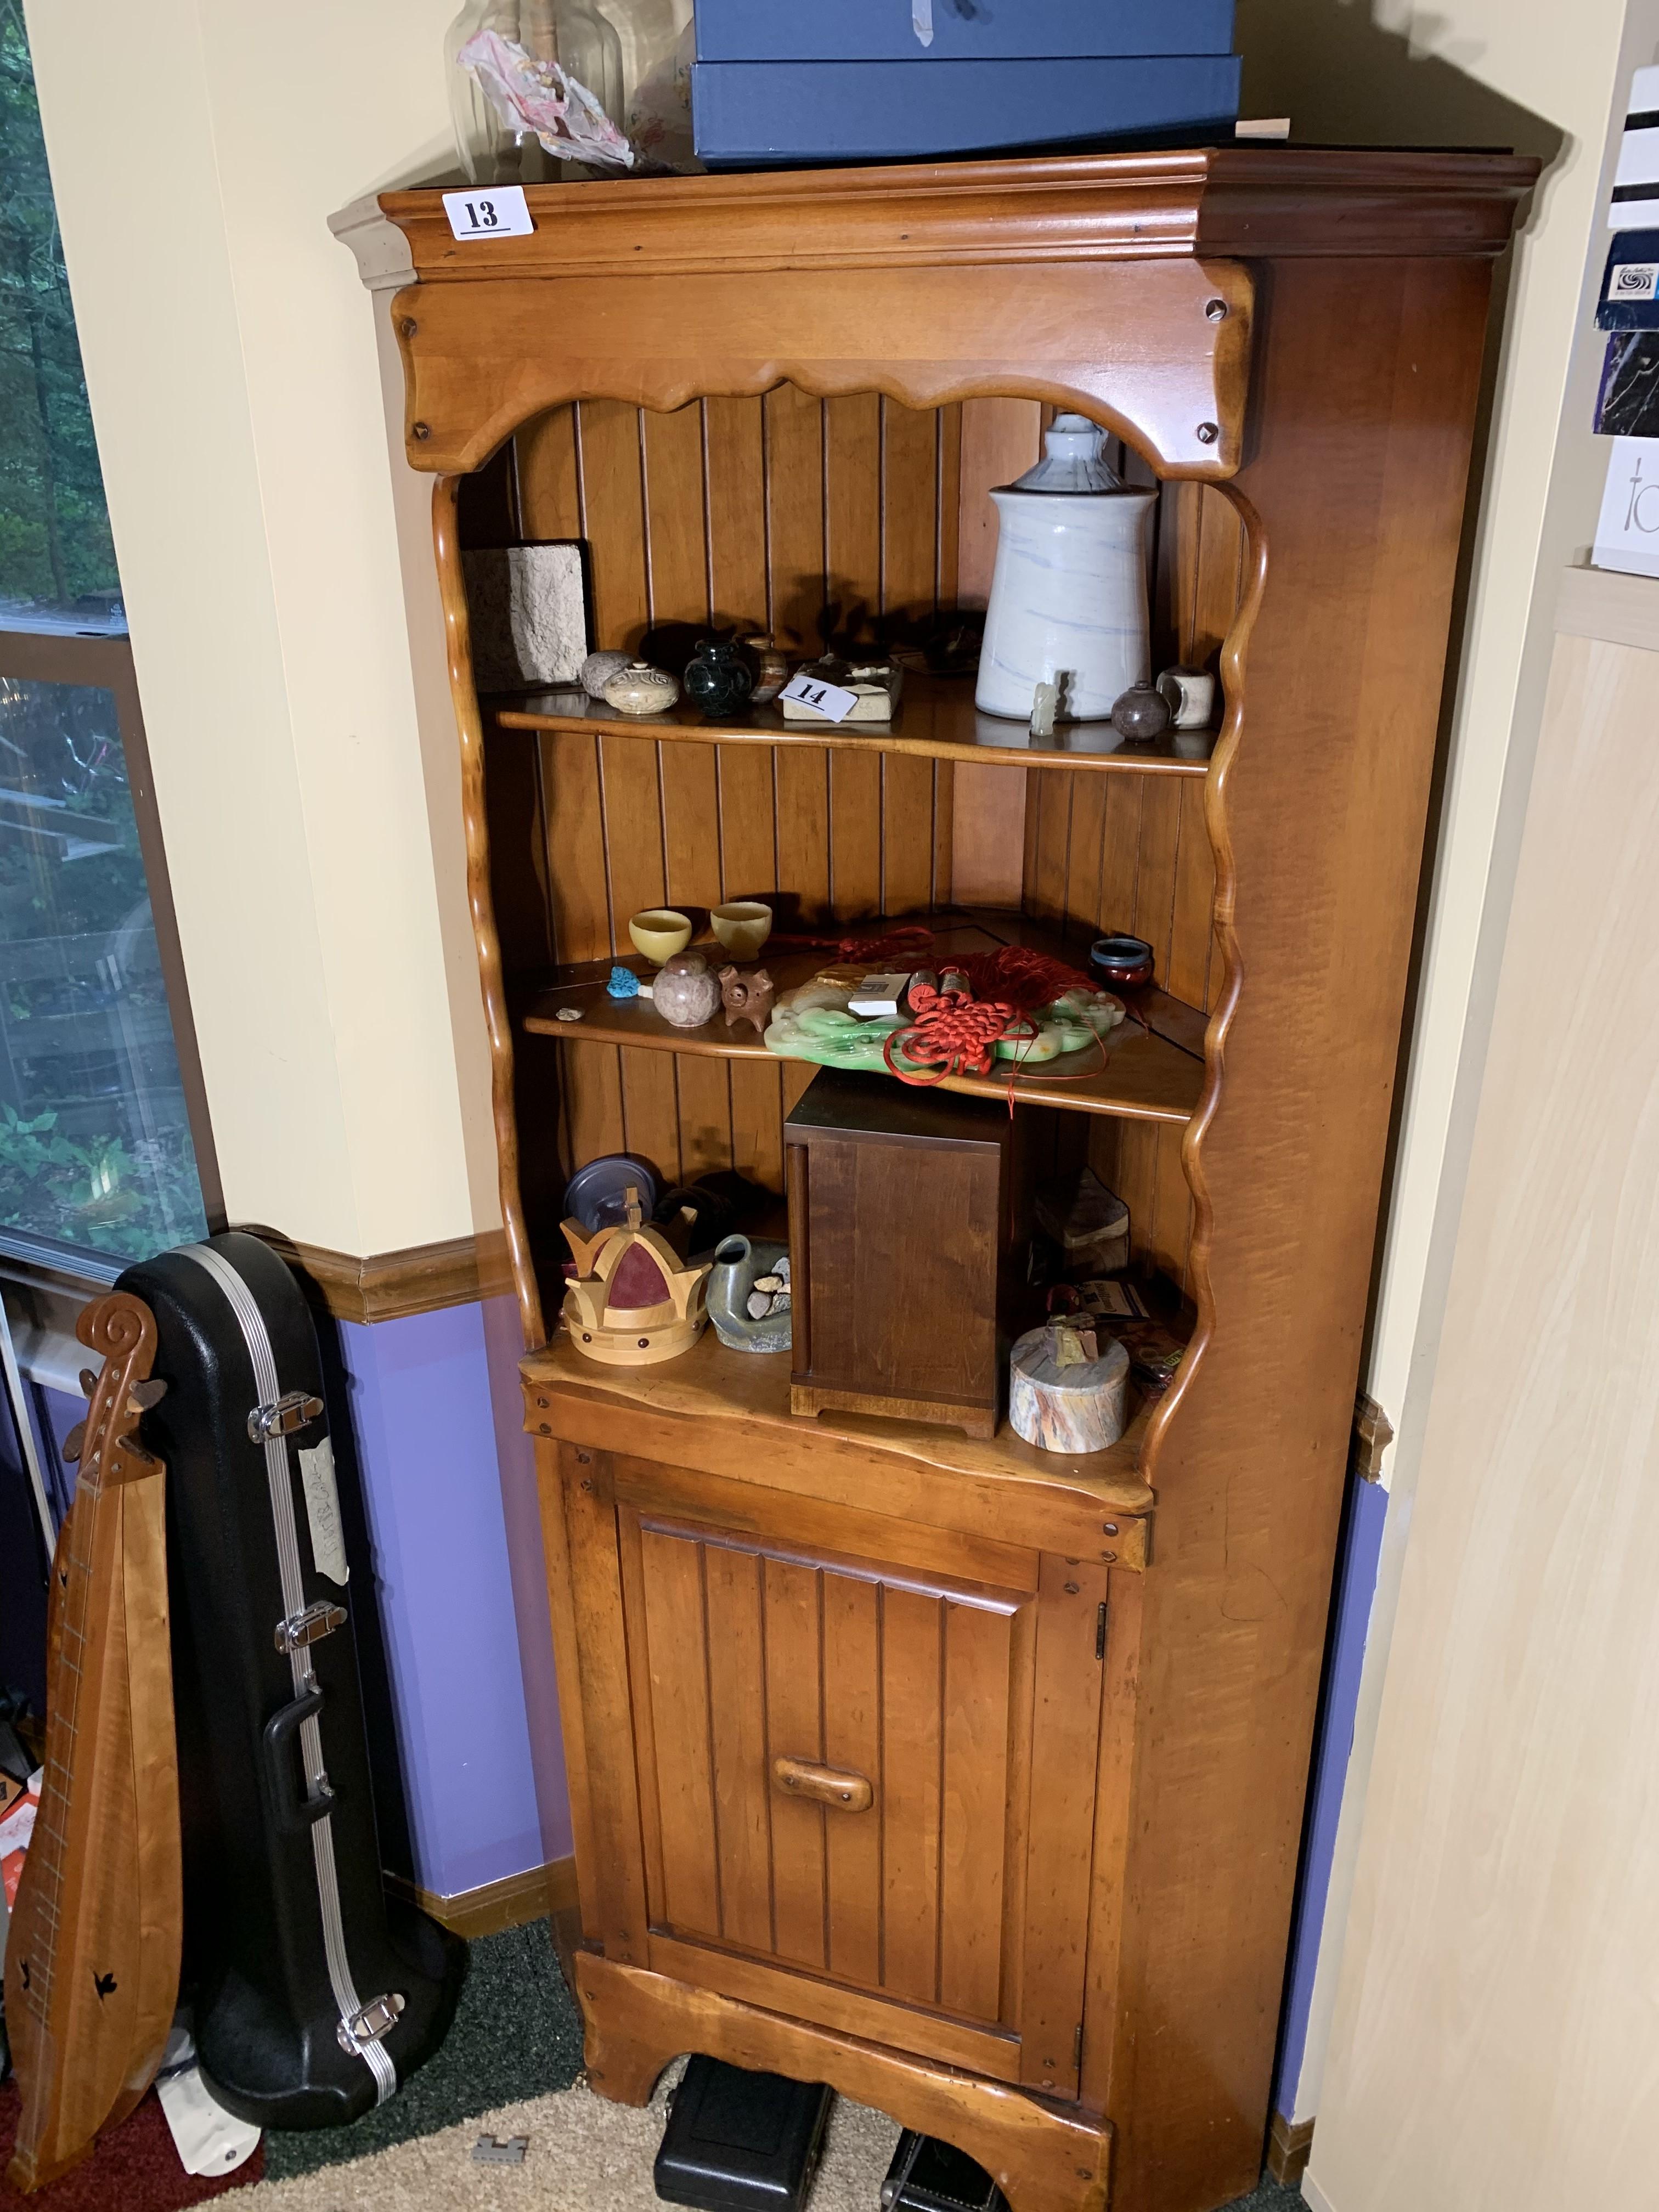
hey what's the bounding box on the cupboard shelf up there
[493,673,1218,777]
[522,910,1208,1126]
[522,1324,1161,1520]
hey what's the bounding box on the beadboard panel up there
[472,393,1224,1263]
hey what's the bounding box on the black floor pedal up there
[654,2054,834,2212]
[880,2131,1009,2212]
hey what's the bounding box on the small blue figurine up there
[607,964,642,1001]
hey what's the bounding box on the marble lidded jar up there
[975,415,1156,724]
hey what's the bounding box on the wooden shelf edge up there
[493,683,1215,779]
[522,1327,1159,1518]
[520,912,1206,1126]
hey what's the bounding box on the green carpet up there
[259,1918,585,2180]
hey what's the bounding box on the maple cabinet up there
[343,144,1536,2212]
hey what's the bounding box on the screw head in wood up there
[577,1452,591,1464]
[401,317,418,338]
[1064,1581,1080,1595]
[1205,297,1228,322]
[1102,1551,1117,1564]
[1103,1522,1119,1536]
[1197,421,1220,444]
[413,421,431,441]
[537,1396,548,1408]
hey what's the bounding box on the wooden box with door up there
[339,146,1535,2212]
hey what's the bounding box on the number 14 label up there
[442,186,535,241]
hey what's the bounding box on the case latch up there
[337,1993,405,2055]
[274,1600,347,1655]
[249,1391,324,1443]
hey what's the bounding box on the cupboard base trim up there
[575,1950,1111,2212]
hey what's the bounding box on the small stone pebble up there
[556,1007,584,1023]
[746,1290,773,1321]
[753,1274,784,1295]
[770,1291,791,1312]
[775,1257,790,1285]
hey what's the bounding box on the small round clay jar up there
[1109,684,1172,741]
[653,950,723,1029]
[603,661,681,716]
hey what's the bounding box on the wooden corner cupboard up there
[349,147,1534,2212]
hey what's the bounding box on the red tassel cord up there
[885,982,1036,1085]
[767,923,937,964]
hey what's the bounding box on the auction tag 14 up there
[442,186,534,240]
[781,671,860,723]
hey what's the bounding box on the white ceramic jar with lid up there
[975,415,1156,723]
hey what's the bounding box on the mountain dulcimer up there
[5,1291,182,2192]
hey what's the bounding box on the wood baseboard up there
[386,1854,577,1939]
[1266,2112,1314,2188]
[245,1225,514,1324]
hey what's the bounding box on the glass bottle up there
[523,0,626,131]
[444,0,526,185]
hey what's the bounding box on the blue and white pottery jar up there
[975,415,1156,724]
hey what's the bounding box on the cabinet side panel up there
[1111,254,1497,2212]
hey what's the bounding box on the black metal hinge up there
[1096,1602,1108,1661]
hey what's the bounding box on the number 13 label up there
[442,185,535,241]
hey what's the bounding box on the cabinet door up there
[609,1464,1111,2097]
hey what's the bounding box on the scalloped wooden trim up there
[434,476,545,1352]
[1139,484,1266,1492]
[390,254,1254,481]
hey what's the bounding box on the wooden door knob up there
[771,1756,873,1813]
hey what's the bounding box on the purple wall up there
[1272,1470,1389,2117]
[335,1296,571,1900]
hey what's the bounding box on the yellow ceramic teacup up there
[710,901,774,960]
[628,909,693,963]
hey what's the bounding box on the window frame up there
[0,624,224,1282]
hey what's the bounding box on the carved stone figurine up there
[719,965,775,1036]
[653,950,722,1029]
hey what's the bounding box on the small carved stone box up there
[783,1070,1031,1440]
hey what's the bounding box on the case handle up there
[263,1687,336,1832]
[771,1756,873,1813]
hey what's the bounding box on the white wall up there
[24,0,493,1259]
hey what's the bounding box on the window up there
[0,8,213,1268]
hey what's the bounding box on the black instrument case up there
[119,1232,464,2128]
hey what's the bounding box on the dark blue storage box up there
[693,1,1237,63]
[691,55,1243,167]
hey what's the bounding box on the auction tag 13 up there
[781,672,860,723]
[442,186,534,240]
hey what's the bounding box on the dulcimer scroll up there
[5,1291,182,2193]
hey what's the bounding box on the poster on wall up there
[1593,436,1659,577]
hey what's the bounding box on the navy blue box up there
[694,1,1237,63]
[691,56,1243,167]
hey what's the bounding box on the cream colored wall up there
[1239,0,1659,2134]
[22,0,495,1259]
[1305,573,1659,2209]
